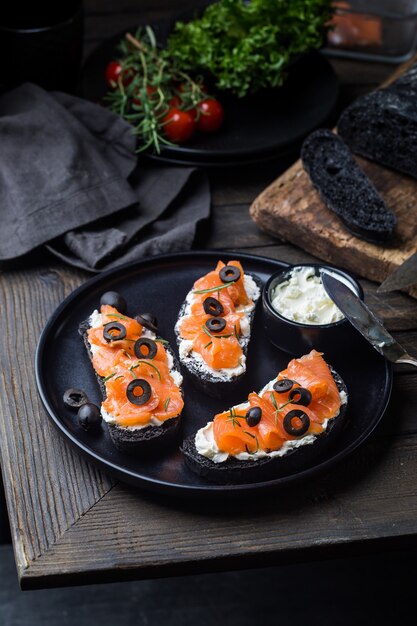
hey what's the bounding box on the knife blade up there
[321,270,417,366]
[377,250,417,293]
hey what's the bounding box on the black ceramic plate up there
[35,251,392,498]
[81,18,339,167]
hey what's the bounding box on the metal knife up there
[377,250,417,293]
[321,270,417,367]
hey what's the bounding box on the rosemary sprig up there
[243,430,259,452]
[202,324,232,341]
[155,338,169,345]
[192,281,236,295]
[122,349,132,359]
[106,313,129,321]
[226,407,244,428]
[164,397,171,412]
[270,392,296,425]
[103,372,116,382]
[130,360,161,380]
[106,27,209,154]
[204,341,213,349]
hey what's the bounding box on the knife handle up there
[395,354,417,368]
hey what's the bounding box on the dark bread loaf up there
[338,84,417,180]
[79,318,181,454]
[301,129,396,243]
[182,367,348,484]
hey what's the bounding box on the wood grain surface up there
[250,54,417,298]
[1,0,417,591]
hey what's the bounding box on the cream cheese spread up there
[271,266,344,325]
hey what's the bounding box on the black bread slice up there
[79,318,182,454]
[182,367,348,484]
[301,129,396,243]
[175,273,263,399]
[338,86,417,181]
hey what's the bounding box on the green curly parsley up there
[167,0,333,97]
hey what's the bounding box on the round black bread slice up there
[78,318,182,454]
[175,273,263,399]
[181,367,348,484]
[338,87,417,181]
[301,129,396,244]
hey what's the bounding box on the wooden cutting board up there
[250,56,417,299]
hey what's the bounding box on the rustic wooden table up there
[2,0,417,590]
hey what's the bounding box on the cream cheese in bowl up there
[271,266,344,325]
[262,263,363,356]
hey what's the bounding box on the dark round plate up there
[81,19,339,167]
[35,251,392,498]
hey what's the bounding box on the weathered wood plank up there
[21,433,417,588]
[0,267,115,575]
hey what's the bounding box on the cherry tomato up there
[105,61,134,89]
[162,108,195,144]
[196,98,224,133]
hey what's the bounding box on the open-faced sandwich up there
[182,350,348,483]
[175,260,262,397]
[79,293,184,452]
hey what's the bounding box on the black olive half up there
[289,387,312,407]
[103,322,127,342]
[273,379,295,393]
[100,291,127,314]
[63,388,89,410]
[245,406,262,427]
[78,403,102,432]
[134,337,158,360]
[219,265,241,283]
[205,317,227,333]
[283,410,310,437]
[135,313,158,334]
[126,379,152,406]
[203,296,224,317]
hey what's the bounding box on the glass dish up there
[324,0,417,63]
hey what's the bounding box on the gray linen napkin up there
[0,83,210,271]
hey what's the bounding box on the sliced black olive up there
[283,410,310,437]
[63,388,89,410]
[289,387,312,407]
[205,317,227,333]
[245,406,262,427]
[203,296,224,317]
[273,379,295,393]
[100,291,127,314]
[135,313,158,334]
[78,403,102,432]
[134,337,158,360]
[103,322,126,342]
[126,379,152,405]
[219,265,241,283]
